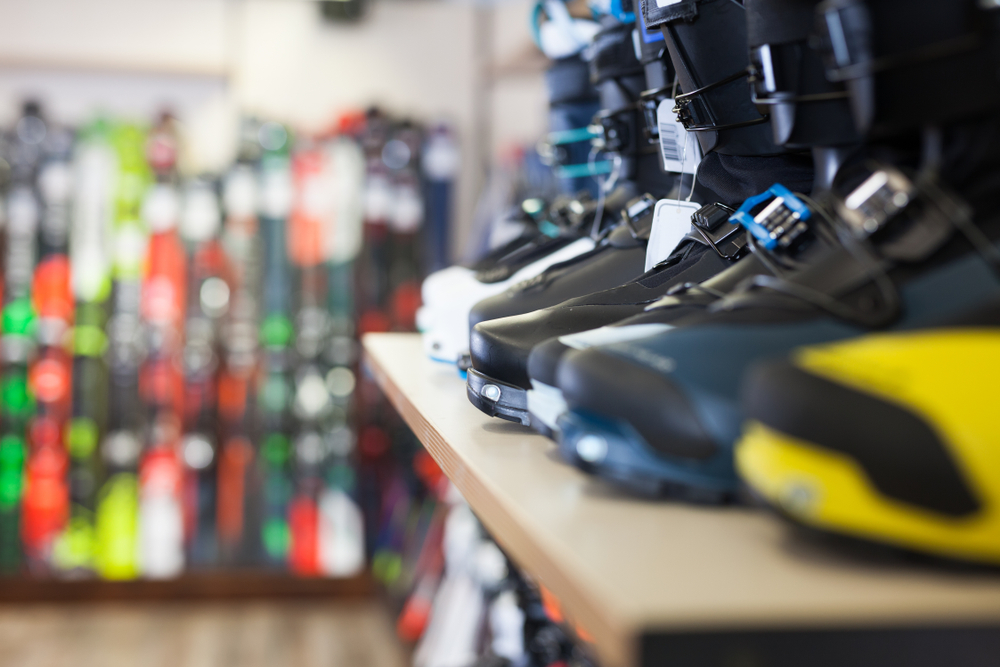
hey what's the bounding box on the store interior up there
[2,0,1000,666]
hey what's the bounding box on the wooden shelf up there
[363,333,1000,667]
[0,572,373,604]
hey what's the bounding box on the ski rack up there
[0,571,373,603]
[363,333,1000,667]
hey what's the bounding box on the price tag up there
[645,198,701,271]
[657,98,702,174]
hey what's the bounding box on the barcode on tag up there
[659,121,681,163]
[656,98,702,175]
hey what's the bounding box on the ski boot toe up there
[469,318,537,390]
[466,368,530,426]
[527,336,570,389]
[556,409,738,501]
[737,328,1000,564]
[558,346,719,461]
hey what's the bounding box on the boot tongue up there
[604,195,657,248]
[697,153,815,207]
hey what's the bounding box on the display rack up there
[363,332,1000,667]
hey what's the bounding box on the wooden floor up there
[0,600,408,667]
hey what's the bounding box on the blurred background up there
[0,0,551,258]
[0,0,562,665]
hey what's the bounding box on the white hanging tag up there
[657,99,702,174]
[645,198,702,271]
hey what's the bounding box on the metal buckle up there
[815,0,874,81]
[833,165,978,266]
[595,106,635,153]
[748,44,850,107]
[690,203,745,259]
[621,194,658,241]
[729,184,813,251]
[837,168,915,237]
[673,70,769,133]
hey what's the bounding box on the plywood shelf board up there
[363,333,1000,667]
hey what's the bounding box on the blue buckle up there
[554,161,614,179]
[546,126,602,146]
[729,184,812,251]
[610,0,635,24]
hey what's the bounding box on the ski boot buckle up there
[691,203,745,260]
[729,184,812,251]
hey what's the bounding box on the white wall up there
[0,0,232,74]
[488,0,549,158]
[0,0,549,259]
